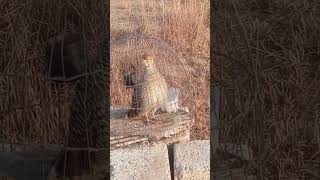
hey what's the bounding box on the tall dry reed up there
[111,0,210,139]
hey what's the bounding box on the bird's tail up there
[160,87,180,113]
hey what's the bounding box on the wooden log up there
[111,107,194,149]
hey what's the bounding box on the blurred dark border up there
[211,0,320,179]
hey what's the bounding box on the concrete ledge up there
[212,143,256,180]
[212,168,256,180]
[111,143,171,180]
[173,140,210,180]
[0,144,61,180]
[212,143,253,161]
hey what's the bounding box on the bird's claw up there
[144,117,160,125]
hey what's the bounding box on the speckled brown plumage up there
[128,54,168,124]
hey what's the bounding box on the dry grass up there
[213,0,320,178]
[111,0,210,140]
[0,0,105,144]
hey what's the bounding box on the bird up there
[124,73,189,115]
[45,32,87,82]
[53,34,109,179]
[127,53,169,125]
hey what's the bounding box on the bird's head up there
[142,53,154,67]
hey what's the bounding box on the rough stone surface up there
[111,143,171,180]
[173,140,210,180]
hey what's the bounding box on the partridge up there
[127,54,168,124]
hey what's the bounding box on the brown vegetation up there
[0,0,105,144]
[214,0,320,178]
[111,0,210,140]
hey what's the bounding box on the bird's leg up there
[144,112,151,125]
[149,108,161,124]
[152,108,157,118]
